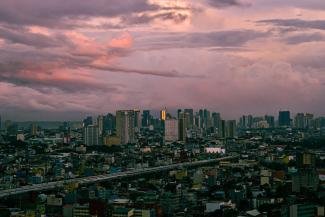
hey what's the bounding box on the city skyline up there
[0,0,325,120]
[0,108,324,122]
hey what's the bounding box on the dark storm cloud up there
[0,26,67,48]
[91,65,193,78]
[206,0,250,8]
[138,30,267,50]
[0,61,120,93]
[0,0,158,28]
[122,12,189,25]
[284,33,325,44]
[259,19,325,31]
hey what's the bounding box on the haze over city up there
[0,0,325,120]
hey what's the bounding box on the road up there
[0,155,238,198]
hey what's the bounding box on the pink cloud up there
[109,32,133,48]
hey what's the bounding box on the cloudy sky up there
[0,0,325,120]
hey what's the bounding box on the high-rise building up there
[211,112,221,130]
[218,120,226,138]
[30,123,38,136]
[83,116,93,128]
[296,152,316,169]
[264,115,275,128]
[305,113,314,129]
[278,110,291,127]
[184,109,194,128]
[142,110,151,128]
[226,120,237,138]
[165,118,178,142]
[292,169,319,193]
[97,115,104,136]
[247,115,253,128]
[0,115,1,130]
[203,109,211,129]
[103,113,116,135]
[177,109,182,119]
[295,113,305,129]
[239,115,249,129]
[116,110,136,144]
[84,125,100,146]
[133,109,141,131]
[292,152,318,192]
[160,108,167,121]
[178,112,189,141]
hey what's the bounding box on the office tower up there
[278,110,291,127]
[211,112,221,130]
[116,110,136,144]
[226,120,237,138]
[177,109,182,119]
[30,123,38,136]
[83,116,93,128]
[239,115,246,129]
[160,108,167,121]
[97,115,104,136]
[103,113,116,135]
[133,109,141,130]
[194,112,201,128]
[305,113,314,129]
[295,113,305,129]
[292,166,319,193]
[218,120,226,138]
[296,152,316,169]
[247,115,253,128]
[203,109,211,129]
[142,110,151,127]
[292,152,318,192]
[178,112,189,141]
[84,125,100,146]
[165,118,178,142]
[184,109,194,128]
[264,115,275,128]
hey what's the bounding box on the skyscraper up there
[83,116,93,128]
[84,125,100,146]
[116,110,136,144]
[165,118,178,142]
[211,112,221,130]
[218,120,226,138]
[178,112,189,141]
[177,109,182,119]
[203,109,211,129]
[133,109,141,131]
[97,115,104,136]
[30,123,38,136]
[184,109,194,128]
[226,120,237,138]
[278,111,291,127]
[160,108,167,121]
[239,116,245,129]
[103,113,116,135]
[295,113,305,129]
[142,110,151,128]
[264,115,275,128]
[305,113,314,129]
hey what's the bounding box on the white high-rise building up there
[84,125,100,146]
[165,118,178,142]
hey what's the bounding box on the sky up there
[0,0,325,121]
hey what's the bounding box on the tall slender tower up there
[116,110,136,144]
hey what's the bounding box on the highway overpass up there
[0,155,239,198]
